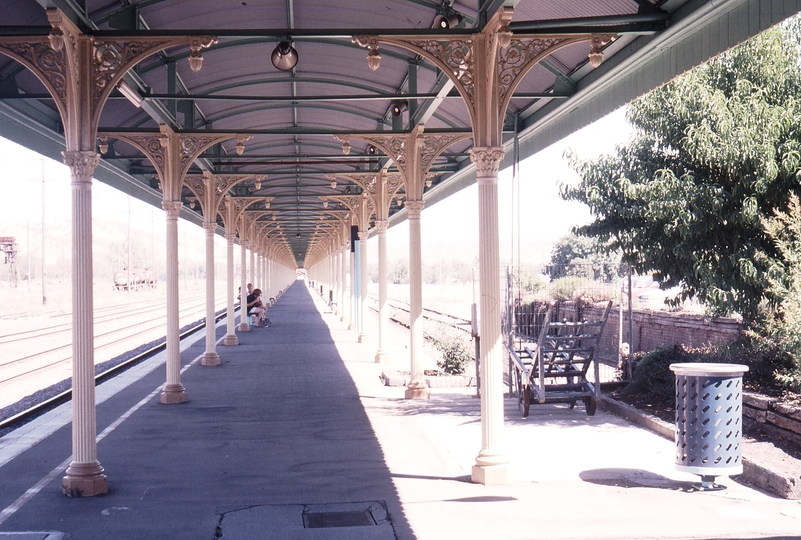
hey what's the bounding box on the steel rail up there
[0,293,226,369]
[0,290,210,344]
[367,295,472,332]
[0,307,237,434]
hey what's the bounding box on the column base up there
[62,461,108,497]
[374,350,390,363]
[201,351,221,366]
[471,463,511,485]
[404,380,430,399]
[160,383,188,404]
[358,333,369,343]
[223,334,239,346]
[471,449,510,485]
[237,323,251,332]
[347,322,354,331]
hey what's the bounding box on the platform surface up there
[0,281,799,540]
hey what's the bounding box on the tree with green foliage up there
[561,21,801,323]
[549,233,622,282]
[750,194,801,391]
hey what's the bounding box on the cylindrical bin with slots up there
[669,363,749,491]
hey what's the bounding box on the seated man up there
[247,288,268,327]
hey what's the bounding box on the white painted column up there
[250,245,256,288]
[470,147,509,485]
[405,201,429,399]
[161,200,188,404]
[348,246,355,331]
[340,245,347,321]
[238,240,250,331]
[335,247,342,315]
[267,254,273,299]
[337,246,345,321]
[260,252,265,290]
[202,222,220,365]
[61,151,107,496]
[358,230,369,343]
[328,253,333,304]
[375,220,389,362]
[223,233,238,346]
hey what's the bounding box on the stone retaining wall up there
[743,391,801,449]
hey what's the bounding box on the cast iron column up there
[161,200,188,403]
[223,232,238,345]
[405,201,429,399]
[238,240,250,331]
[358,230,369,343]
[375,220,389,362]
[61,151,107,496]
[202,221,220,365]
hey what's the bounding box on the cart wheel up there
[584,396,597,416]
[522,387,530,417]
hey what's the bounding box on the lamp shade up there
[434,13,462,29]
[271,41,298,71]
[390,100,408,117]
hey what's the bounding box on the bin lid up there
[669,363,748,376]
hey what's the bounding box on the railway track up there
[0,306,235,435]
[370,295,473,333]
[0,290,229,410]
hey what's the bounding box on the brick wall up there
[552,302,742,359]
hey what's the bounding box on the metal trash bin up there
[669,363,749,490]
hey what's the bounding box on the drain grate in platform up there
[303,509,375,528]
[216,500,395,539]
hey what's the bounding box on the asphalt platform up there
[0,281,799,540]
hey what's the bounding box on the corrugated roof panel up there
[0,0,49,25]
[514,0,640,21]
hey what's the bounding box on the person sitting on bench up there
[247,288,268,327]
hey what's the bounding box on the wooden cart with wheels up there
[509,300,613,417]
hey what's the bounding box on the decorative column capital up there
[203,221,217,233]
[62,151,100,180]
[469,147,505,178]
[358,231,368,241]
[225,232,237,243]
[375,220,388,233]
[405,200,425,219]
[162,200,183,219]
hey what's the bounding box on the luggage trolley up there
[509,301,613,416]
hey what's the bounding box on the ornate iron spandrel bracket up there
[185,172,255,224]
[354,8,615,144]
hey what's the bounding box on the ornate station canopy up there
[0,0,794,266]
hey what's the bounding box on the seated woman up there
[247,288,268,327]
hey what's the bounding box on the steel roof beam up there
[98,127,472,136]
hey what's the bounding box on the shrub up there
[622,339,798,403]
[622,344,695,403]
[426,322,473,375]
[549,276,586,301]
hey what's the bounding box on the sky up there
[0,106,632,274]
